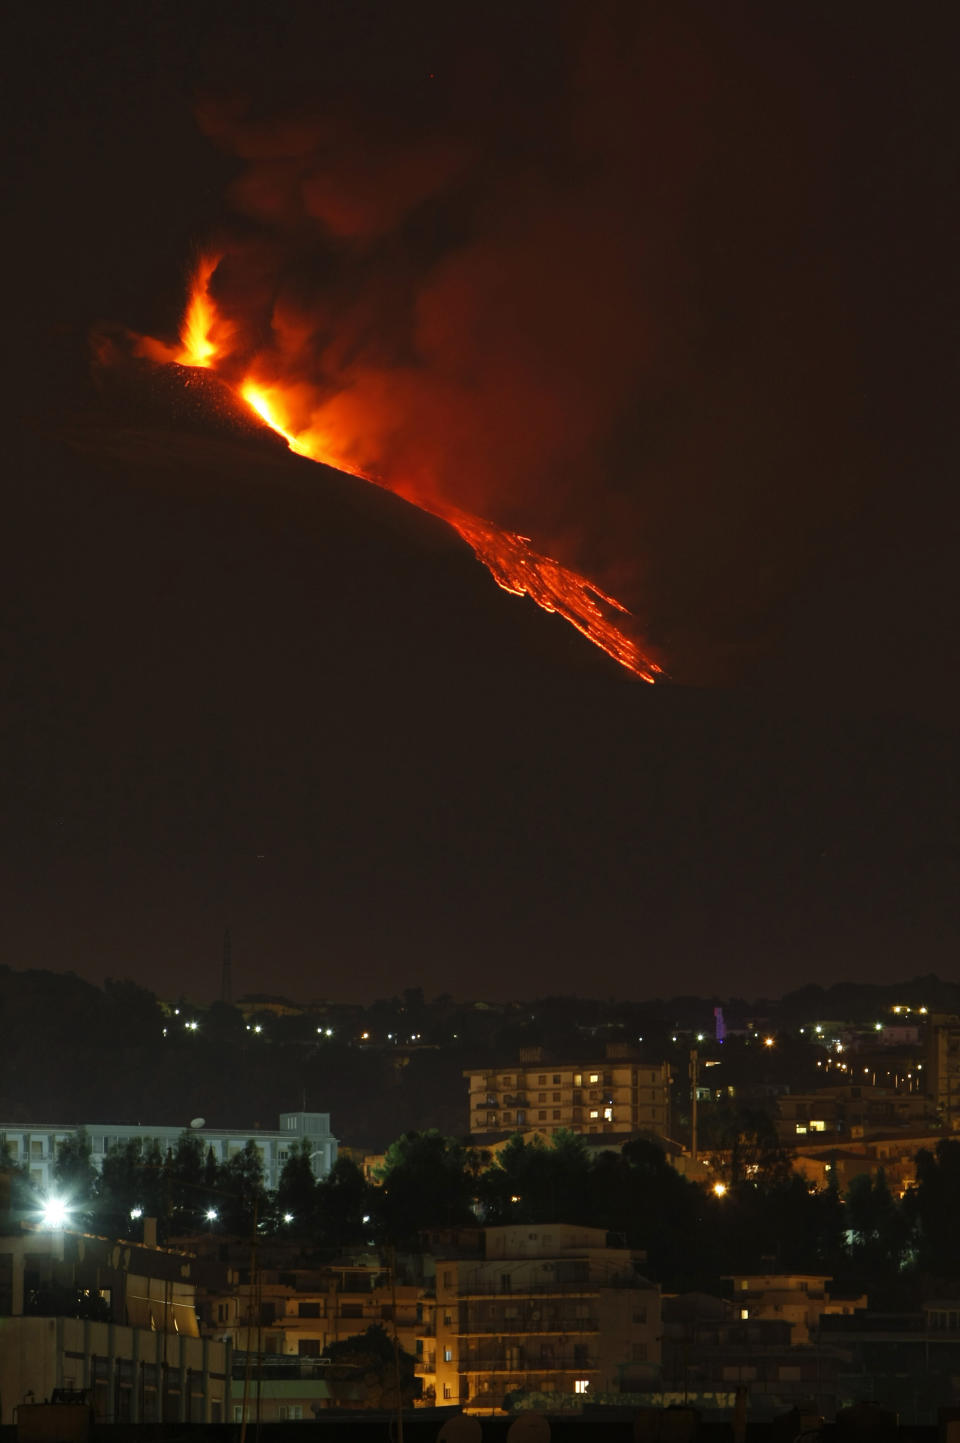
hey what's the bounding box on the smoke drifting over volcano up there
[166,1,860,682]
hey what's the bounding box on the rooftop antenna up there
[221,927,233,1006]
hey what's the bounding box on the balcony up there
[458,1315,599,1334]
[460,1355,597,1373]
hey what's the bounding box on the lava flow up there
[136,257,662,682]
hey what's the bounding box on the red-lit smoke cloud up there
[188,3,860,680]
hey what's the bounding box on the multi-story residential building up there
[434,1223,660,1411]
[775,1085,930,1147]
[0,1110,337,1196]
[661,1292,845,1418]
[726,1274,865,1346]
[0,1221,230,1423]
[465,1046,670,1142]
[184,1239,437,1410]
[926,1014,960,1128]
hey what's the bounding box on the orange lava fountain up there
[140,257,662,682]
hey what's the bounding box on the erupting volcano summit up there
[126,256,662,683]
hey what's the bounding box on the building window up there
[589,1073,600,1084]
[553,1110,560,1120]
[298,1340,320,1356]
[538,1111,546,1120]
[299,1302,320,1317]
[278,1406,303,1420]
[517,1110,526,1123]
[443,1385,453,1399]
[810,1120,827,1131]
[633,1307,647,1324]
[740,1307,749,1320]
[538,1074,547,1084]
[795,1124,808,1134]
[443,1347,453,1363]
[538,1092,546,1101]
[553,1075,561,1084]
[503,1112,512,1123]
[574,1379,590,1394]
[632,1343,647,1361]
[443,1271,453,1287]
[589,1110,599,1120]
[574,1074,582,1087]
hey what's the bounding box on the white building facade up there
[0,1111,337,1196]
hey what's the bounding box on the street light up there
[40,1196,71,1228]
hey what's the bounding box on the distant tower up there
[714,1005,726,1042]
[221,927,233,1006]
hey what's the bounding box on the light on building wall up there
[130,1206,143,1219]
[40,1196,71,1229]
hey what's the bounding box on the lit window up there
[740,1307,749,1320]
[603,1107,613,1121]
[574,1379,590,1394]
[589,1110,599,1120]
[443,1348,453,1362]
[810,1120,826,1132]
[589,1073,600,1084]
[795,1124,807,1134]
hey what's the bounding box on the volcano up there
[34,353,641,693]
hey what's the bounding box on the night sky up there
[6,2,958,1002]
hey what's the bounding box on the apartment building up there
[465,1047,670,1142]
[0,1110,337,1195]
[776,1085,930,1147]
[726,1273,865,1346]
[927,1014,960,1128]
[434,1223,660,1411]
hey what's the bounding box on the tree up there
[322,1324,418,1409]
[904,1140,960,1283]
[478,1130,591,1226]
[53,1129,97,1211]
[219,1139,267,1234]
[375,1131,474,1242]
[97,1139,146,1236]
[316,1156,374,1250]
[275,1138,319,1230]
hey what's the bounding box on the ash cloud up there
[192,2,861,681]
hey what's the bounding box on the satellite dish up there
[190,1117,206,1129]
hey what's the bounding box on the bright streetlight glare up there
[130,1206,143,1219]
[205,1208,218,1222]
[763,1036,775,1047]
[40,1196,70,1228]
[283,1212,294,1223]
[712,1182,728,1198]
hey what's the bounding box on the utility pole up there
[689,1049,699,1166]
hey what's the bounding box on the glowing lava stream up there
[150,260,662,682]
